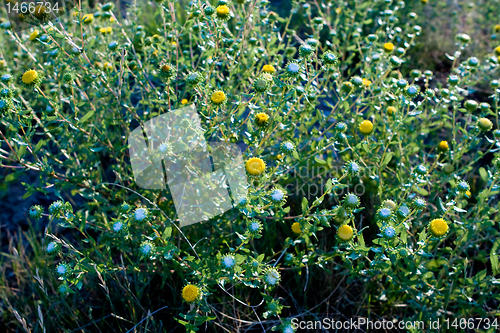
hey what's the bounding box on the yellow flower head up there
[33,5,49,20]
[495,46,500,56]
[181,99,188,105]
[383,42,395,52]
[0,60,6,68]
[429,218,448,237]
[465,190,471,198]
[22,70,38,84]
[262,64,276,74]
[216,5,230,17]
[246,157,266,176]
[103,62,113,70]
[335,7,342,14]
[276,154,283,160]
[421,0,428,3]
[387,106,396,115]
[255,112,270,126]
[291,222,302,234]
[438,140,449,152]
[99,26,112,34]
[171,41,177,46]
[211,90,226,105]
[82,14,94,24]
[110,16,116,22]
[338,224,354,241]
[359,120,374,135]
[494,24,500,32]
[182,284,200,302]
[161,64,171,72]
[362,78,371,87]
[29,30,39,41]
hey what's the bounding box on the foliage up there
[1,0,500,332]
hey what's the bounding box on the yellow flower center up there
[383,42,395,52]
[216,5,230,16]
[245,157,266,176]
[256,113,269,123]
[82,14,94,23]
[182,284,200,302]
[34,5,48,19]
[359,120,374,135]
[438,140,449,151]
[262,64,275,73]
[291,222,302,234]
[100,27,112,34]
[29,30,39,41]
[387,106,396,115]
[181,99,188,105]
[22,70,38,84]
[211,91,226,104]
[429,218,448,237]
[338,225,353,241]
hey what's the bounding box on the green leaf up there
[380,152,393,169]
[78,110,94,124]
[479,167,488,182]
[162,226,172,240]
[301,197,308,214]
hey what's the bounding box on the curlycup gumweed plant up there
[1,0,500,332]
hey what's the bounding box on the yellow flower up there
[181,99,188,105]
[182,284,200,302]
[22,70,38,84]
[161,64,171,72]
[494,24,500,32]
[438,140,449,152]
[29,30,39,41]
[495,46,500,56]
[362,78,371,87]
[429,218,448,237]
[110,16,116,22]
[465,190,471,198]
[359,120,374,135]
[338,224,354,241]
[33,5,49,20]
[383,42,395,52]
[245,157,266,176]
[171,41,177,46]
[387,106,396,115]
[152,50,159,57]
[82,14,94,24]
[103,62,113,70]
[99,26,112,34]
[262,64,275,74]
[216,5,230,18]
[0,60,6,68]
[255,112,270,127]
[335,7,342,14]
[211,90,226,105]
[291,222,302,234]
[276,154,283,160]
[421,0,428,3]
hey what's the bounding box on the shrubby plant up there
[0,0,500,332]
